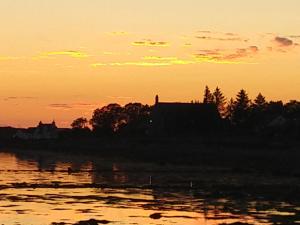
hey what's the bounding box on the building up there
[150,95,221,136]
[14,121,58,140]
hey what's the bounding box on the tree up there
[232,89,251,126]
[225,98,235,120]
[203,86,214,104]
[71,117,88,129]
[121,103,151,135]
[253,93,267,109]
[213,87,226,117]
[90,104,125,135]
[249,93,268,132]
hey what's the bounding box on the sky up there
[0,0,300,127]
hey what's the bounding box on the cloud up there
[48,102,98,110]
[183,43,192,47]
[91,48,260,68]
[48,104,73,109]
[274,37,293,47]
[92,55,197,67]
[289,35,300,39]
[196,36,247,42]
[107,31,129,36]
[91,63,106,67]
[3,96,37,101]
[41,51,90,58]
[225,32,238,36]
[91,45,261,68]
[132,40,169,47]
[249,46,259,53]
[109,62,172,66]
[197,30,213,34]
[194,46,259,63]
[142,56,177,61]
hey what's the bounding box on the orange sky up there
[0,0,300,127]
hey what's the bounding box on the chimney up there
[155,95,159,105]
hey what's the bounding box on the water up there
[0,150,299,225]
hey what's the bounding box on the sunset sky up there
[1,0,300,127]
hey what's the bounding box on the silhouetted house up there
[150,96,221,136]
[14,121,58,140]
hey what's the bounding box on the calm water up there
[0,150,299,225]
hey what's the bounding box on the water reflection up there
[0,150,300,225]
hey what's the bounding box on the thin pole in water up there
[190,181,193,188]
[149,176,152,186]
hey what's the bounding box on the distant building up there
[150,96,221,136]
[14,121,58,140]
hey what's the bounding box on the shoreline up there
[2,136,300,176]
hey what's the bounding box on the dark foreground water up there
[0,150,300,225]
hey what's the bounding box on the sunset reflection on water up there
[0,151,298,225]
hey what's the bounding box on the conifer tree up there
[225,98,235,120]
[232,89,251,125]
[213,87,226,117]
[253,93,267,108]
[203,86,214,104]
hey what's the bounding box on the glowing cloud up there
[48,103,99,110]
[92,58,196,67]
[132,40,169,47]
[142,56,177,60]
[109,62,171,66]
[42,51,90,58]
[194,46,259,63]
[196,36,247,42]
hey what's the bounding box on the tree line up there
[70,86,300,138]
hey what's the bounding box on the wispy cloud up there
[40,51,90,58]
[3,96,37,101]
[48,104,73,109]
[106,31,129,36]
[289,35,300,39]
[196,31,247,42]
[91,48,260,68]
[142,56,178,61]
[132,40,169,47]
[194,46,259,64]
[274,36,294,47]
[196,36,247,42]
[109,62,171,66]
[197,30,213,34]
[48,102,99,110]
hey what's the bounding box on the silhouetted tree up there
[266,101,284,119]
[250,93,268,132]
[120,103,151,135]
[213,87,226,117]
[71,117,88,129]
[203,86,214,104]
[284,100,300,118]
[284,100,300,136]
[232,89,251,126]
[90,104,125,135]
[253,93,267,109]
[225,98,235,120]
